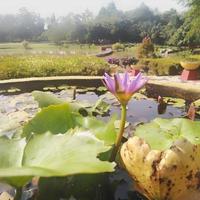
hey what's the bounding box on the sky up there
[0,0,185,17]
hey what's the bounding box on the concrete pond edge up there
[0,76,199,102]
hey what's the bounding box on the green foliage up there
[23,103,116,145]
[141,56,182,75]
[0,92,117,187]
[91,97,110,115]
[32,90,110,116]
[23,104,78,137]
[0,8,44,42]
[0,55,109,79]
[136,37,154,58]
[0,3,185,45]
[179,0,200,44]
[135,118,200,150]
[32,91,65,108]
[22,40,31,50]
[163,97,185,107]
[112,43,125,51]
[0,130,115,187]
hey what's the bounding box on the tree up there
[15,8,44,40]
[137,37,155,58]
[178,0,200,45]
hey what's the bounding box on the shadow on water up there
[22,169,148,200]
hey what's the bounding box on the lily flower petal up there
[123,72,129,91]
[103,72,148,105]
[103,73,115,93]
[114,73,124,92]
[132,77,148,92]
[127,72,142,94]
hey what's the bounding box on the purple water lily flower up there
[103,72,148,105]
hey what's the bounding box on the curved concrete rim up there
[0,75,200,102]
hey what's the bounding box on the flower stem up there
[110,104,127,162]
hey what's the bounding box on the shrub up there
[107,57,120,65]
[106,57,137,66]
[168,64,182,75]
[22,40,31,50]
[121,57,137,66]
[136,37,154,58]
[141,57,182,75]
[0,55,109,80]
[112,43,125,51]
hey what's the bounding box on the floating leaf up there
[0,131,115,187]
[0,114,21,138]
[7,88,21,93]
[76,116,116,145]
[23,104,116,145]
[97,86,107,92]
[32,91,65,108]
[43,87,57,91]
[163,97,185,108]
[32,91,89,115]
[22,104,77,138]
[91,97,110,115]
[121,118,200,200]
[135,118,200,150]
[132,93,147,100]
[101,92,116,101]
[57,85,71,90]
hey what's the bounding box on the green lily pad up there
[91,97,110,115]
[23,104,116,145]
[76,116,116,145]
[101,92,116,101]
[132,93,147,100]
[7,88,21,93]
[0,114,21,138]
[0,90,6,94]
[76,88,89,93]
[32,91,65,108]
[163,97,185,108]
[97,87,107,92]
[32,91,89,115]
[0,131,115,187]
[86,87,96,91]
[135,118,200,151]
[32,91,110,116]
[22,104,77,138]
[43,87,57,91]
[57,85,71,90]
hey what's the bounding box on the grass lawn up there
[0,42,100,56]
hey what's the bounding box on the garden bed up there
[0,55,109,80]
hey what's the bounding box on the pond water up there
[0,86,187,138]
[0,86,192,200]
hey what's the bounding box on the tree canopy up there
[0,2,199,46]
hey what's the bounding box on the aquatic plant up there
[0,93,117,188]
[121,118,200,200]
[103,72,148,161]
